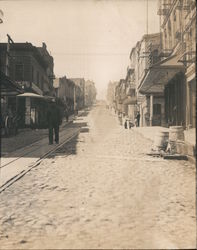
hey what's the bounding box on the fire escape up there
[157,0,173,58]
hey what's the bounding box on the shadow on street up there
[1,115,90,159]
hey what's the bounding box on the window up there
[153,104,161,115]
[15,64,24,81]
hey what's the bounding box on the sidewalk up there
[132,126,196,160]
[132,126,169,142]
[1,115,74,155]
[184,128,196,146]
[0,112,85,190]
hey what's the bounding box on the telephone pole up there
[0,9,3,23]
[146,0,149,35]
[5,34,14,77]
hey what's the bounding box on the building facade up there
[0,42,54,96]
[106,81,118,109]
[107,0,195,131]
[138,0,196,129]
[69,78,85,110]
[0,41,55,127]
[0,71,23,119]
[54,76,75,114]
[84,80,97,107]
[129,33,165,126]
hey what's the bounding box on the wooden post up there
[150,95,153,126]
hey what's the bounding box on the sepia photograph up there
[0,0,196,249]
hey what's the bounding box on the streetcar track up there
[0,126,78,169]
[0,130,80,193]
[1,143,47,169]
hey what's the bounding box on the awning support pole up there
[150,95,153,126]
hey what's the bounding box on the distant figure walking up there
[65,106,69,122]
[124,119,127,129]
[47,99,62,145]
[136,111,140,127]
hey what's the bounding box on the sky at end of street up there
[0,0,160,99]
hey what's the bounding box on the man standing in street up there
[47,98,62,145]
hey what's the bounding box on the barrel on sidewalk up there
[169,126,185,141]
[153,131,169,151]
[167,126,185,154]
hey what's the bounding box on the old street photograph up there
[0,0,196,249]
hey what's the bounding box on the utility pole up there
[0,9,3,68]
[73,84,76,114]
[146,0,149,35]
[0,9,3,23]
[5,34,14,77]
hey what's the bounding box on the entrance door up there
[153,104,161,126]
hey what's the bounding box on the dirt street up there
[0,103,196,249]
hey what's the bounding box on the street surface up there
[0,103,196,249]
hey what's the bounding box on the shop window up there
[153,104,161,115]
[15,64,24,81]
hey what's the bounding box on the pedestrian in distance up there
[65,106,69,123]
[47,98,62,145]
[135,111,140,127]
[124,119,127,129]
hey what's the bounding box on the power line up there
[146,0,148,35]
[52,52,129,56]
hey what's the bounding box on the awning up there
[43,95,54,101]
[31,82,43,95]
[138,55,185,94]
[17,93,44,98]
[0,71,23,95]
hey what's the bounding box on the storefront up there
[185,62,196,129]
[138,55,185,127]
[187,78,196,128]
[164,72,186,127]
[0,72,23,117]
[17,93,49,129]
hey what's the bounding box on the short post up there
[150,95,153,126]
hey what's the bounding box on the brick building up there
[130,33,164,127]
[69,78,85,110]
[54,76,75,114]
[140,0,196,129]
[84,80,97,107]
[0,42,54,96]
[0,41,55,128]
[106,81,118,109]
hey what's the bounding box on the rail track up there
[0,129,80,193]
